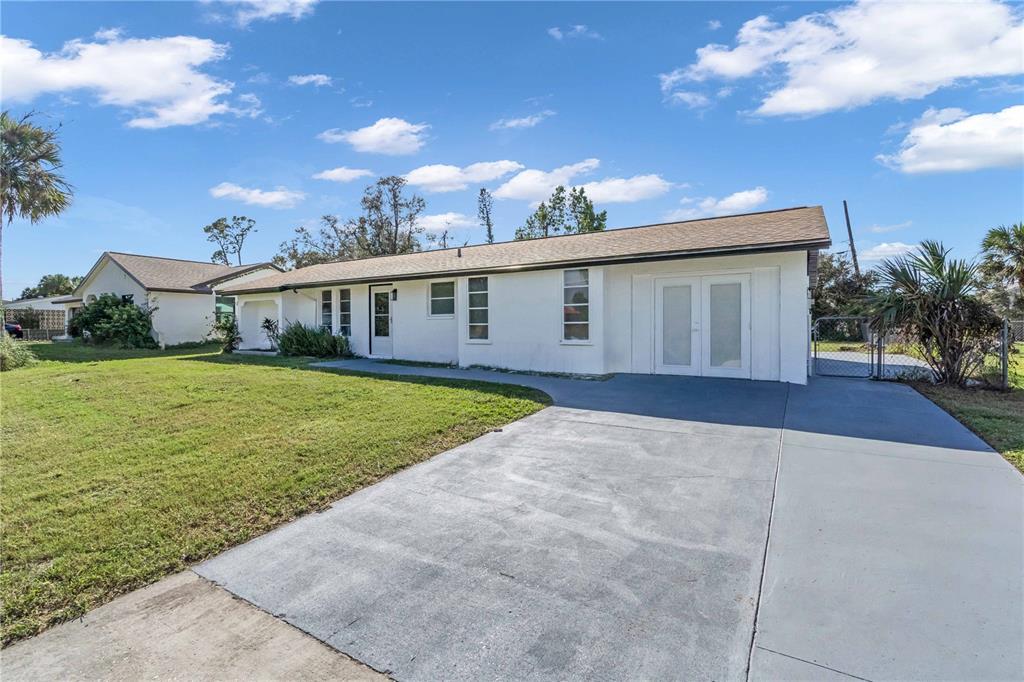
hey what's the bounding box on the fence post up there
[1002,319,1010,391]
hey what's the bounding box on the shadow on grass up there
[25,341,223,364]
[180,352,556,405]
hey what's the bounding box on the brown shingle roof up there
[86,253,279,294]
[222,206,831,294]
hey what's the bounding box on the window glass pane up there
[662,285,692,366]
[564,323,589,341]
[431,281,455,299]
[374,315,389,337]
[564,269,588,286]
[469,308,488,324]
[563,286,589,305]
[339,325,351,336]
[321,290,331,303]
[431,298,455,315]
[339,289,351,302]
[468,277,488,293]
[709,283,742,368]
[374,292,389,315]
[563,305,589,323]
[469,324,488,340]
[339,301,351,313]
[468,292,488,308]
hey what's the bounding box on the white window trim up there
[466,276,490,344]
[427,279,456,319]
[561,268,592,345]
[337,288,352,337]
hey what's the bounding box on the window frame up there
[561,268,591,344]
[427,280,456,319]
[319,289,333,334]
[337,288,352,337]
[466,276,490,343]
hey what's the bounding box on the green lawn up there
[1,343,549,644]
[914,343,1024,474]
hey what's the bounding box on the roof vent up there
[457,247,462,258]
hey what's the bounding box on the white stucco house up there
[220,206,831,384]
[54,252,280,346]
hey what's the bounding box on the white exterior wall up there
[148,292,216,346]
[79,259,147,305]
[230,250,811,383]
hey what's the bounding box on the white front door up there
[371,286,393,358]
[655,277,700,375]
[700,274,750,379]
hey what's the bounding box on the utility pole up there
[843,200,861,277]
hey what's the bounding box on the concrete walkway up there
[6,361,1021,681]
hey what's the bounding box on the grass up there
[1,342,549,644]
[913,343,1024,474]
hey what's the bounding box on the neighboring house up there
[221,206,831,384]
[3,296,69,336]
[53,252,281,346]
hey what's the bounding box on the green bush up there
[210,316,242,353]
[72,294,158,349]
[277,322,351,358]
[0,333,37,371]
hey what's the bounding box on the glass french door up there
[654,274,750,378]
[700,274,750,378]
[655,277,700,375]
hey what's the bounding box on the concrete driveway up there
[194,361,1022,681]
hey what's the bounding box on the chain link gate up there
[812,316,880,378]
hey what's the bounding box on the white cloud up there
[667,0,1024,116]
[405,161,524,192]
[318,117,428,155]
[207,0,318,27]
[490,110,556,130]
[493,159,601,203]
[866,220,912,234]
[0,33,236,129]
[708,20,723,31]
[665,186,769,220]
[288,73,332,87]
[860,242,918,261]
[209,182,306,208]
[312,167,374,183]
[666,91,711,109]
[877,105,1024,174]
[548,25,602,40]
[579,175,672,203]
[419,212,477,232]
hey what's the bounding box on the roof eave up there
[223,238,832,296]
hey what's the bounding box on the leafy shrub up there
[210,316,242,353]
[260,317,280,350]
[72,294,158,349]
[0,333,36,371]
[277,322,351,358]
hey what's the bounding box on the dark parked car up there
[4,322,24,338]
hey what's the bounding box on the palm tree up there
[870,240,1001,385]
[980,222,1024,305]
[1,111,73,298]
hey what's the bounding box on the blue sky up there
[2,0,1022,296]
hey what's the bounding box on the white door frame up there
[700,273,751,379]
[654,276,700,375]
[370,285,393,359]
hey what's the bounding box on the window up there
[121,294,135,305]
[215,296,235,322]
[563,269,589,341]
[320,290,333,333]
[374,291,390,336]
[338,289,351,336]
[467,276,488,340]
[429,281,455,316]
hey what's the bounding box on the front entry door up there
[655,277,700,375]
[371,286,393,358]
[652,273,751,378]
[700,274,750,379]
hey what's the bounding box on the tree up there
[514,185,605,240]
[868,241,1002,386]
[274,177,425,269]
[477,188,495,244]
[811,252,877,319]
[203,215,257,266]
[1,111,73,298]
[979,222,1024,316]
[19,273,82,299]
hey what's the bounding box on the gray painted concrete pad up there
[2,571,383,681]
[752,378,1024,681]
[198,403,784,681]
